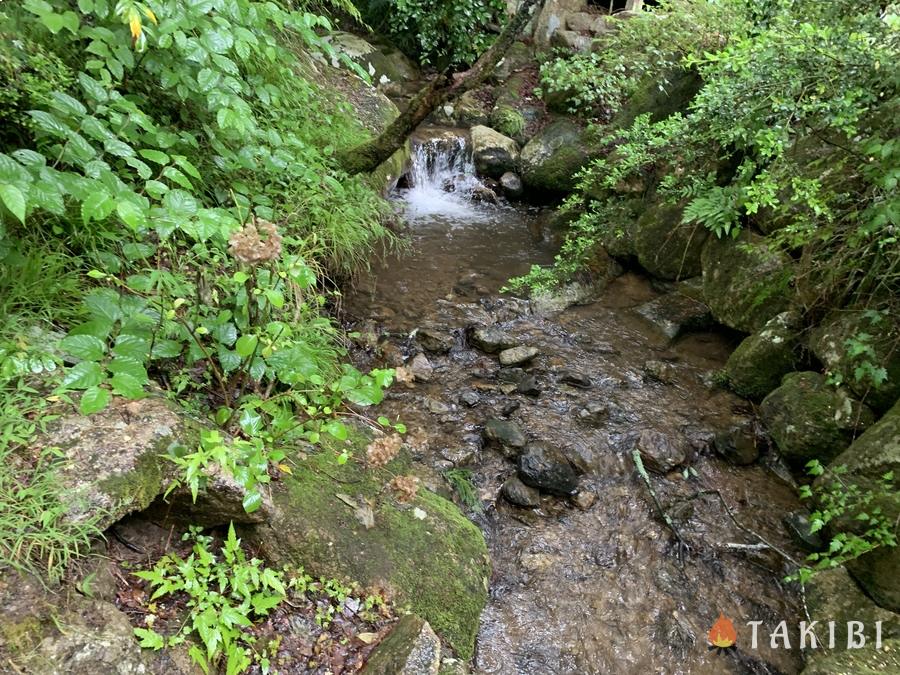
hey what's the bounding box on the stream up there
[345,130,805,675]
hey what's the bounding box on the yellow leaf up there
[277,463,293,475]
[130,15,142,40]
[143,8,158,25]
[357,632,378,644]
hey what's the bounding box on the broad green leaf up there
[134,627,165,650]
[117,201,147,230]
[242,490,262,514]
[60,334,106,361]
[0,184,27,223]
[139,149,170,165]
[110,372,145,399]
[81,190,115,224]
[79,385,111,414]
[84,289,123,322]
[235,335,258,358]
[107,356,148,382]
[62,361,105,389]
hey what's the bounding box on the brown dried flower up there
[228,219,282,265]
[365,433,402,468]
[388,475,420,503]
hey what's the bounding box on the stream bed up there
[345,131,805,675]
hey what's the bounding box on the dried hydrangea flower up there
[366,433,403,468]
[388,475,420,503]
[228,219,282,265]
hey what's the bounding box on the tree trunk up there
[338,0,546,175]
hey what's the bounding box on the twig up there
[630,449,689,562]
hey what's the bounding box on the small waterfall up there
[400,132,492,223]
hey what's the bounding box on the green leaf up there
[117,201,147,230]
[60,334,107,361]
[139,149,170,165]
[134,627,165,650]
[110,372,145,399]
[62,361,105,390]
[84,289,123,322]
[79,385,111,414]
[242,490,263,514]
[0,184,27,223]
[81,190,115,224]
[107,356,148,382]
[151,339,183,359]
[235,335,258,358]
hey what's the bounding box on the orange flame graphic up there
[708,613,737,648]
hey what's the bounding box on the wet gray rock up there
[643,359,676,384]
[572,490,597,510]
[558,369,591,389]
[497,367,527,384]
[633,429,687,474]
[483,418,527,455]
[416,328,455,354]
[499,345,539,366]
[635,291,712,341]
[713,419,761,466]
[499,172,523,198]
[458,390,480,407]
[501,475,542,507]
[577,401,608,426]
[469,326,517,354]
[426,398,451,415]
[782,510,825,552]
[519,118,591,193]
[518,442,580,496]
[409,353,434,382]
[362,614,441,675]
[516,374,541,396]
[470,125,520,179]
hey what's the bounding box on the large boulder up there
[634,202,709,280]
[326,32,420,94]
[611,68,703,130]
[533,0,587,47]
[829,399,900,611]
[809,309,900,415]
[362,615,441,675]
[701,230,794,333]
[759,372,875,468]
[246,447,490,659]
[520,119,591,193]
[470,125,520,179]
[725,311,801,399]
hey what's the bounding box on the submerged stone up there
[468,326,517,354]
[483,418,527,455]
[635,289,712,341]
[501,475,542,507]
[633,429,687,474]
[517,442,580,496]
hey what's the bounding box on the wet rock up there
[497,367,527,384]
[439,657,471,675]
[701,230,794,333]
[557,369,591,389]
[499,171,523,198]
[248,446,489,659]
[725,311,800,399]
[533,0,586,47]
[501,475,542,507]
[633,429,687,474]
[518,442,580,496]
[499,345,539,366]
[782,510,825,552]
[416,328,455,354]
[470,125,520,179]
[426,398,451,415]
[520,119,591,193]
[634,203,709,280]
[530,252,622,313]
[577,401,609,426]
[713,419,762,466]
[802,641,900,675]
[519,552,558,573]
[378,340,405,367]
[635,291,712,341]
[500,400,521,417]
[643,359,676,384]
[516,374,541,396]
[483,418,527,455]
[458,390,480,407]
[468,326,517,354]
[809,309,900,414]
[572,490,597,510]
[760,371,875,468]
[362,614,440,675]
[440,446,475,466]
[409,353,434,382]
[471,184,498,204]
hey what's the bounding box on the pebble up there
[499,346,539,366]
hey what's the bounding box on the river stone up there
[499,345,539,366]
[516,374,541,396]
[634,202,709,280]
[760,372,876,469]
[557,369,591,389]
[470,125,520,179]
[701,230,794,333]
[483,418,527,455]
[416,328,455,354]
[500,171,524,198]
[713,418,761,466]
[809,309,900,415]
[501,475,542,507]
[497,367,527,384]
[636,290,712,341]
[458,389,480,407]
[409,353,434,382]
[782,510,825,552]
[247,444,490,659]
[517,442,580,496]
[468,326,517,354]
[520,119,591,193]
[724,311,800,399]
[362,615,440,675]
[633,429,687,474]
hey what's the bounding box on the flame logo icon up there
[708,613,737,650]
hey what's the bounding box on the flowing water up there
[345,130,804,674]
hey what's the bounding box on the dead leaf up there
[335,493,357,508]
[357,632,378,644]
[355,503,375,529]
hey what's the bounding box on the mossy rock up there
[701,230,794,333]
[759,371,875,469]
[801,638,900,674]
[611,67,702,130]
[809,309,900,415]
[246,447,490,659]
[633,202,708,280]
[490,105,527,143]
[368,140,411,196]
[725,311,801,399]
[520,119,591,194]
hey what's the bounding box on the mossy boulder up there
[490,105,527,144]
[520,119,591,194]
[725,311,801,399]
[829,399,900,611]
[245,449,490,659]
[634,202,708,280]
[368,140,411,196]
[492,40,533,83]
[759,372,875,468]
[701,230,794,333]
[471,125,519,179]
[611,67,703,130]
[810,309,900,415]
[801,639,900,674]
